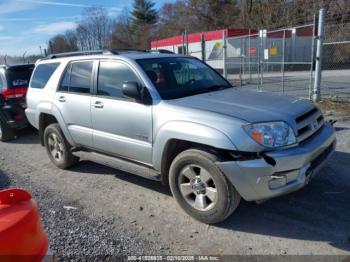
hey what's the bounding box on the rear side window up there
[59,61,93,94]
[6,66,34,89]
[30,63,60,89]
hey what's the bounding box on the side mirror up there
[122,81,141,100]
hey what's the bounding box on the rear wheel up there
[169,149,241,224]
[0,119,15,142]
[44,123,79,169]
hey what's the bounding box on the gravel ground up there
[0,114,350,260]
[0,163,164,261]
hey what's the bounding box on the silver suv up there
[26,50,336,224]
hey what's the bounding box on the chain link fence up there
[321,13,350,101]
[224,24,316,99]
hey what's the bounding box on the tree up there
[111,8,135,49]
[76,7,113,50]
[48,31,78,54]
[155,0,195,39]
[186,0,240,31]
[131,0,158,49]
[131,0,158,27]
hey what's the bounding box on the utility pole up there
[313,9,325,102]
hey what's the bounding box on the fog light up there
[269,175,287,189]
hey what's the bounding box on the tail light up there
[0,87,27,101]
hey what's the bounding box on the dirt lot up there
[0,111,350,260]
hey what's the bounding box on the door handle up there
[93,101,104,108]
[58,96,66,102]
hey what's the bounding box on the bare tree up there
[76,7,113,50]
[48,31,79,54]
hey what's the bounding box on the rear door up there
[55,60,95,148]
[91,60,153,164]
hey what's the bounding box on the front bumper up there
[217,123,336,201]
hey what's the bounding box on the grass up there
[317,99,350,112]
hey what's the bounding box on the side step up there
[74,151,161,181]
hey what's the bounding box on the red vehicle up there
[0,188,49,261]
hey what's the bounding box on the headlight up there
[243,121,296,148]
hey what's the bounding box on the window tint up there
[0,75,4,90]
[59,61,93,94]
[98,61,140,99]
[30,63,59,89]
[69,61,93,94]
[137,57,231,100]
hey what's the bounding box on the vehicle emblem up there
[312,120,318,130]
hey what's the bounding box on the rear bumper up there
[0,104,28,129]
[217,123,336,201]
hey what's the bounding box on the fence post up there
[281,29,286,93]
[223,30,228,79]
[248,29,252,82]
[313,8,325,102]
[309,13,317,100]
[201,33,206,62]
[182,32,185,55]
[185,30,189,55]
[240,37,243,87]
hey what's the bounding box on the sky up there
[0,0,171,56]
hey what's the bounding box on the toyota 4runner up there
[25,50,336,224]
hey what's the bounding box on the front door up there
[91,60,153,164]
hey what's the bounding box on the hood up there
[167,88,315,124]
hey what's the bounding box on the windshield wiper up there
[206,85,232,91]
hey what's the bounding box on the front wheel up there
[169,149,241,224]
[44,123,79,169]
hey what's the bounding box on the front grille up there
[295,107,325,143]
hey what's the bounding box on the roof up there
[151,28,257,48]
[0,64,35,70]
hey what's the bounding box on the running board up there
[73,151,161,181]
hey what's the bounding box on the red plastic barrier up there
[0,188,49,261]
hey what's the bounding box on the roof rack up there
[150,49,175,54]
[46,50,107,59]
[45,48,175,60]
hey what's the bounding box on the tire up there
[0,119,15,142]
[44,123,79,169]
[169,149,241,224]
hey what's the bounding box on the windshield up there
[137,57,232,99]
[6,67,34,89]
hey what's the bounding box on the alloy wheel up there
[48,133,64,161]
[178,164,218,211]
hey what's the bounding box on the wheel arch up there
[38,105,75,147]
[153,121,237,185]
